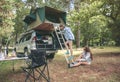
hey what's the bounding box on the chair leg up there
[22,55,50,82]
[22,64,50,82]
[24,68,33,82]
[36,64,50,82]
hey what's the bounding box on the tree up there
[0,0,16,46]
[13,0,30,42]
[68,1,109,46]
[101,0,120,46]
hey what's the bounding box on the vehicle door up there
[16,33,32,53]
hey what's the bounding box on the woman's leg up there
[72,62,81,67]
[80,62,91,65]
[76,59,86,62]
[65,41,69,52]
[68,40,73,55]
[73,61,90,67]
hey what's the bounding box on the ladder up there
[54,24,74,64]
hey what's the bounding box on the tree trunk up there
[76,29,80,48]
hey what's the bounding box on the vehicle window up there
[25,33,31,41]
[19,36,25,43]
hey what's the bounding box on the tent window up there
[23,13,36,25]
[45,13,60,23]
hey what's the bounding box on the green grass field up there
[0,47,120,82]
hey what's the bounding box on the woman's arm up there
[75,54,83,61]
[78,54,83,59]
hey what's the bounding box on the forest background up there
[0,0,120,47]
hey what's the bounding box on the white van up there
[15,29,59,57]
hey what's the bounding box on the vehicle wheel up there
[24,49,29,57]
[15,50,21,57]
[46,53,55,62]
[16,52,24,57]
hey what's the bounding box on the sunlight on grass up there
[92,47,120,54]
[56,47,120,56]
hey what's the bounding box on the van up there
[15,29,60,57]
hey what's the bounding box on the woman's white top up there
[63,27,75,41]
[81,51,92,63]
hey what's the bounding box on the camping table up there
[0,57,28,71]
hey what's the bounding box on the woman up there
[68,46,93,68]
[59,24,75,56]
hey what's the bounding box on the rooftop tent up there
[37,6,67,24]
[23,6,67,26]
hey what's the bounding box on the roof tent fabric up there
[37,7,45,22]
[32,23,54,31]
[24,6,66,25]
[44,6,66,24]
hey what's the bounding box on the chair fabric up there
[22,50,50,82]
[28,50,46,68]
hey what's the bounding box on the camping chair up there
[21,50,50,82]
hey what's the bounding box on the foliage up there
[13,0,30,42]
[0,0,16,45]
[100,0,120,46]
[67,0,112,46]
[0,0,120,46]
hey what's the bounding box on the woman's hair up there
[84,46,93,60]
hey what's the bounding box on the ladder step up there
[57,32,62,34]
[68,55,74,60]
[60,42,64,44]
[59,38,63,40]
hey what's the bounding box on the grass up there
[0,47,120,82]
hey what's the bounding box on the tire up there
[46,53,55,60]
[24,48,29,57]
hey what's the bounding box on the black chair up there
[21,50,50,82]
